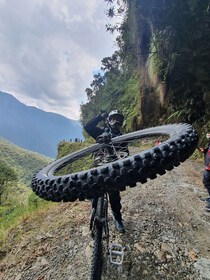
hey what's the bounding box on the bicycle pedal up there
[109,243,124,265]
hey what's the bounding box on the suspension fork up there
[90,194,108,237]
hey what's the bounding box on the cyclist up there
[199,133,210,211]
[84,109,126,233]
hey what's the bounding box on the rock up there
[154,249,167,263]
[188,249,197,261]
[161,242,172,253]
[194,258,210,279]
[40,257,49,267]
[14,274,22,280]
[85,244,92,263]
[134,243,146,253]
[81,226,89,237]
[69,240,74,248]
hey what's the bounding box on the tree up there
[90,73,105,91]
[0,160,17,205]
[85,88,94,101]
[101,52,121,72]
[104,0,127,33]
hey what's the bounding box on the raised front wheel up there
[31,123,198,202]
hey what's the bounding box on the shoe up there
[205,202,210,212]
[114,219,125,233]
[200,197,210,202]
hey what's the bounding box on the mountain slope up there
[0,91,83,157]
[81,0,209,142]
[0,137,51,185]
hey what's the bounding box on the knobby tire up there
[89,197,104,280]
[31,123,198,202]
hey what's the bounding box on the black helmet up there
[108,110,124,128]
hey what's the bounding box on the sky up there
[0,0,119,120]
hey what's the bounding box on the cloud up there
[0,0,117,119]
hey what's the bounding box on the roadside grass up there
[190,148,203,162]
[0,141,88,253]
[0,191,53,252]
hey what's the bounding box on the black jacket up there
[84,114,121,140]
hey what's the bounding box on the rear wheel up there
[89,197,104,280]
[31,123,198,202]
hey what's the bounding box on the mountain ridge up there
[0,137,51,185]
[0,91,83,157]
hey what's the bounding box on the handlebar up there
[96,132,112,144]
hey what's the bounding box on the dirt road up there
[1,159,210,280]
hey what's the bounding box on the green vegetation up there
[0,160,17,205]
[57,140,91,159]
[56,141,93,174]
[0,192,51,230]
[81,0,210,146]
[0,138,52,244]
[0,192,53,253]
[0,138,92,249]
[0,138,52,185]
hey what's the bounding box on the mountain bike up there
[31,123,198,278]
[88,139,127,280]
